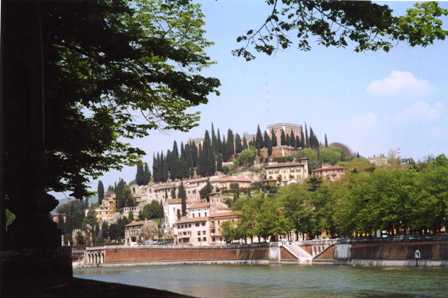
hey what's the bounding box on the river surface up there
[74,264,448,298]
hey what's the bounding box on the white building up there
[163,198,182,233]
[264,158,309,186]
[122,206,140,219]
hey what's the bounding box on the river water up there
[74,264,448,298]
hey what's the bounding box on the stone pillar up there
[1,4,71,295]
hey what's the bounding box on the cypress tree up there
[97,180,104,205]
[135,160,144,185]
[295,135,301,149]
[280,130,286,146]
[221,136,227,161]
[226,129,235,160]
[242,136,248,150]
[216,153,223,172]
[143,162,151,184]
[309,127,320,149]
[235,133,242,154]
[178,183,187,216]
[255,125,263,149]
[271,129,277,147]
[152,154,159,182]
[161,152,168,182]
[264,131,273,156]
[324,134,328,147]
[217,129,222,155]
[289,131,296,147]
[300,128,305,148]
[305,124,310,147]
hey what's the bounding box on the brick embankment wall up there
[104,246,270,264]
[301,244,313,255]
[314,245,336,262]
[280,247,297,262]
[350,241,448,260]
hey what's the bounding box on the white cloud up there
[388,101,445,125]
[367,71,432,97]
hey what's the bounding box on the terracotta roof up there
[211,175,252,183]
[188,201,209,209]
[125,221,145,227]
[264,162,306,169]
[167,199,181,205]
[175,217,208,224]
[313,165,344,172]
[208,210,239,219]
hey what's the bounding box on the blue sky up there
[82,1,448,195]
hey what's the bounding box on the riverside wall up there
[86,245,273,266]
[333,239,448,267]
[80,239,448,267]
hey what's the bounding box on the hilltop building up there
[313,165,345,181]
[125,220,159,246]
[264,158,309,186]
[95,192,117,223]
[266,123,303,147]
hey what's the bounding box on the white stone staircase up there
[282,243,313,264]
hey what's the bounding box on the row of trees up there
[135,160,152,186]
[223,155,448,242]
[150,123,326,183]
[108,179,136,209]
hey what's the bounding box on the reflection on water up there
[74,264,448,298]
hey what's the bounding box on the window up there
[202,231,206,235]
[203,237,206,241]
[198,238,201,242]
[197,231,201,236]
[205,212,207,216]
[202,222,205,226]
[195,223,199,227]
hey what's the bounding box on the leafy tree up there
[128,211,134,222]
[234,1,448,61]
[141,201,164,220]
[320,147,344,165]
[113,178,135,209]
[82,208,97,229]
[199,180,213,202]
[101,222,110,241]
[234,147,257,168]
[18,0,221,197]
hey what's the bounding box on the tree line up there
[151,123,324,183]
[223,155,448,242]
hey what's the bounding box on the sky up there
[72,1,448,199]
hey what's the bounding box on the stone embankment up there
[77,238,448,268]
